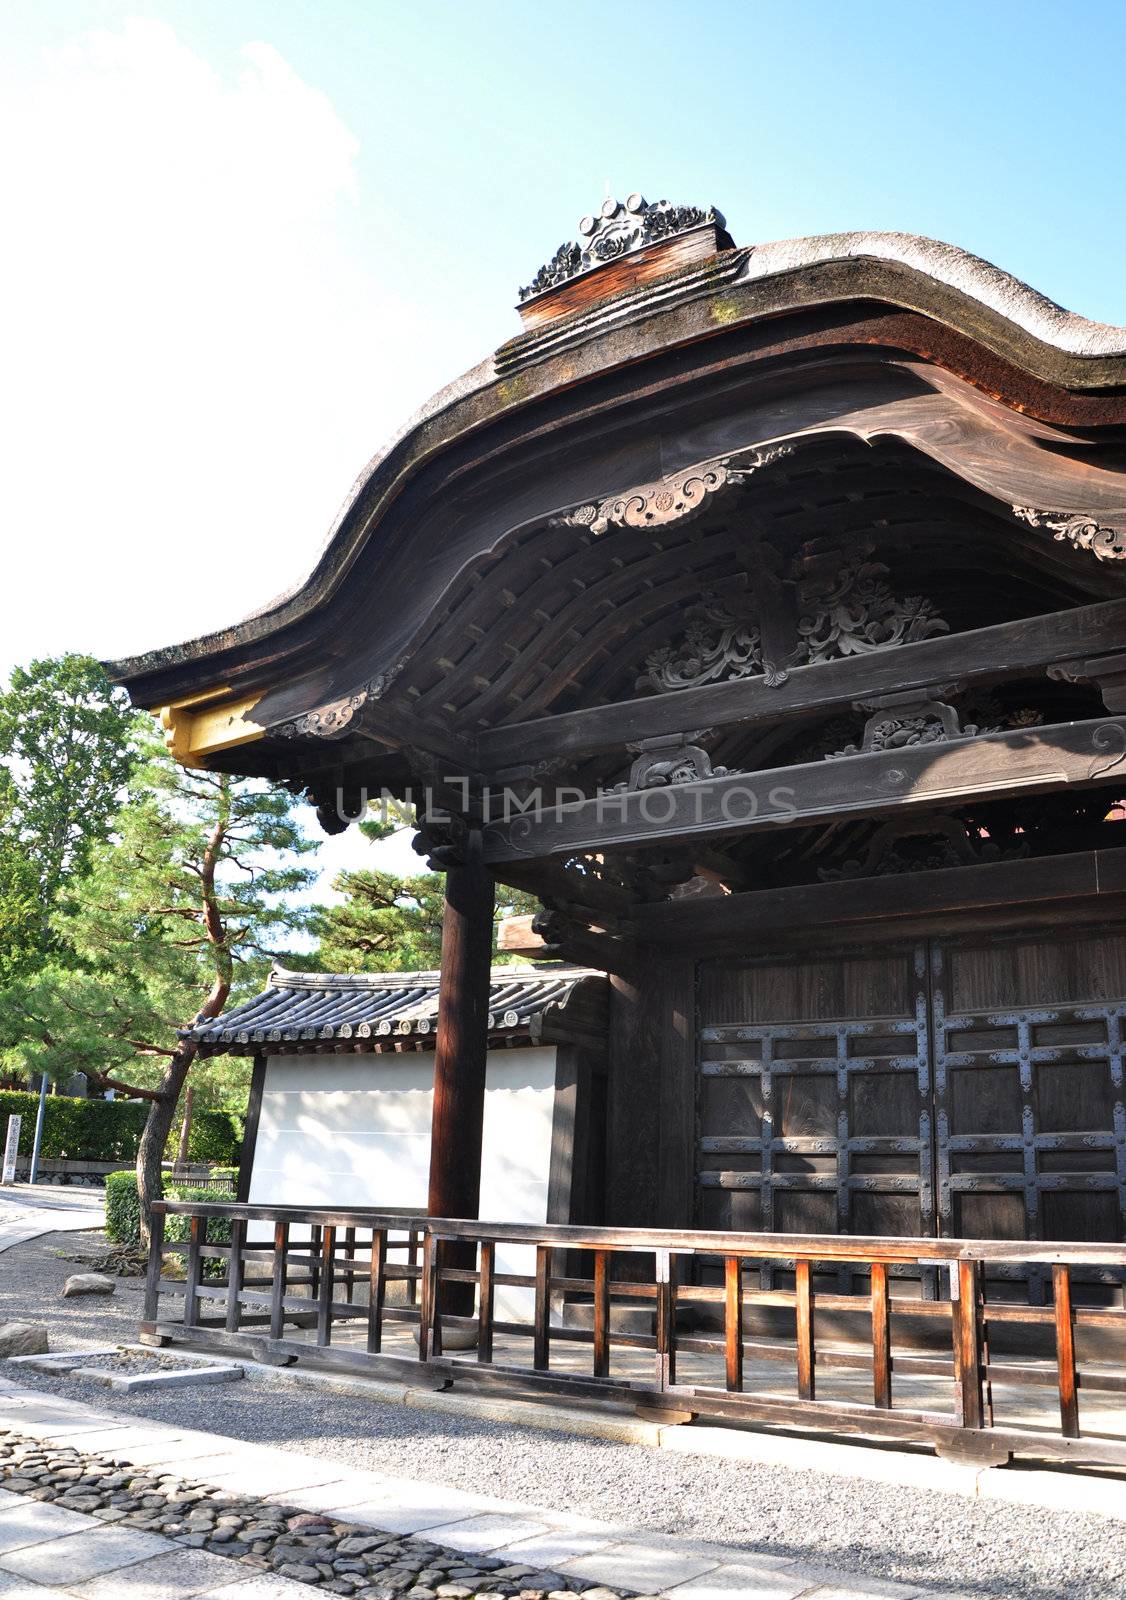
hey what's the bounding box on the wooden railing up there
[143,1203,1126,1471]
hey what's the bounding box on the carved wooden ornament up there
[1012,505,1126,562]
[565,446,793,537]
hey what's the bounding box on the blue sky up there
[3,0,1125,886]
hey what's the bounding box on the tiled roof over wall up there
[186,965,606,1055]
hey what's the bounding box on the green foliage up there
[175,1110,244,1165]
[181,1055,254,1117]
[104,1171,238,1253]
[0,770,40,986]
[0,655,139,976]
[0,727,318,1095]
[0,1091,148,1160]
[104,1169,141,1243]
[164,1190,233,1279]
[311,862,445,973]
[311,817,540,973]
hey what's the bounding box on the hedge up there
[0,1091,148,1162]
[105,1169,238,1279]
[104,1169,141,1244]
[165,1184,236,1277]
[179,1110,244,1166]
[0,1091,245,1167]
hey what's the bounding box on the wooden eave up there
[103,232,1126,782]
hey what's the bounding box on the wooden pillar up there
[236,1054,267,1204]
[606,956,695,1231]
[428,828,495,1318]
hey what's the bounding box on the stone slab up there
[182,1452,352,1496]
[95,1365,243,1393]
[68,1546,244,1600]
[336,1480,488,1537]
[266,1476,389,1513]
[668,1567,820,1600]
[8,1349,119,1371]
[498,1530,618,1565]
[109,1440,246,1470]
[193,1576,321,1599]
[0,1573,78,1599]
[792,1576,922,1599]
[0,1525,171,1584]
[55,1427,183,1456]
[800,1585,924,1600]
[0,1501,94,1553]
[423,1512,552,1553]
[559,1541,721,1590]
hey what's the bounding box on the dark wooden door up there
[697,928,1126,1275]
[696,945,933,1287]
[933,929,1126,1296]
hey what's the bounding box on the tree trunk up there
[136,1045,195,1252]
[174,1085,194,1175]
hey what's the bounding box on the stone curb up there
[13,1348,246,1393]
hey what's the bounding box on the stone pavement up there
[0,1187,105,1256]
[0,1374,977,1600]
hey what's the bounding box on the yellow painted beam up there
[156,689,267,768]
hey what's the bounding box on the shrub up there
[185,1110,244,1166]
[105,1172,234,1279]
[104,1169,142,1245]
[0,1091,150,1162]
[164,1185,233,1280]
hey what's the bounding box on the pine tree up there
[310,819,539,972]
[0,654,138,974]
[0,730,317,1241]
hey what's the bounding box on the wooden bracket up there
[1049,653,1126,712]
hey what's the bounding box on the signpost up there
[1,1115,21,1185]
[28,1075,48,1185]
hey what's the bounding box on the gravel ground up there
[78,1349,199,1373]
[4,1231,1126,1598]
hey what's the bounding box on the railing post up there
[655,1249,678,1389]
[796,1258,815,1401]
[316,1225,336,1346]
[724,1255,743,1393]
[1052,1263,1080,1439]
[407,1228,419,1306]
[367,1227,387,1354]
[143,1207,165,1327]
[534,1244,551,1371]
[225,1218,246,1333]
[344,1226,357,1303]
[419,1230,437,1361]
[952,1258,984,1430]
[871,1260,891,1409]
[593,1250,610,1378]
[477,1240,494,1365]
[183,1215,203,1330]
[269,1221,289,1340]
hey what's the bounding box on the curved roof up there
[187,963,606,1055]
[108,226,1126,704]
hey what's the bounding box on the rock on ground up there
[62,1273,115,1298]
[0,1322,47,1357]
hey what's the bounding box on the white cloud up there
[0,18,455,673]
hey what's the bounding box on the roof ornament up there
[519,193,727,302]
[563,445,793,537]
[1012,505,1126,562]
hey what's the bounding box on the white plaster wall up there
[248,1047,559,1321]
